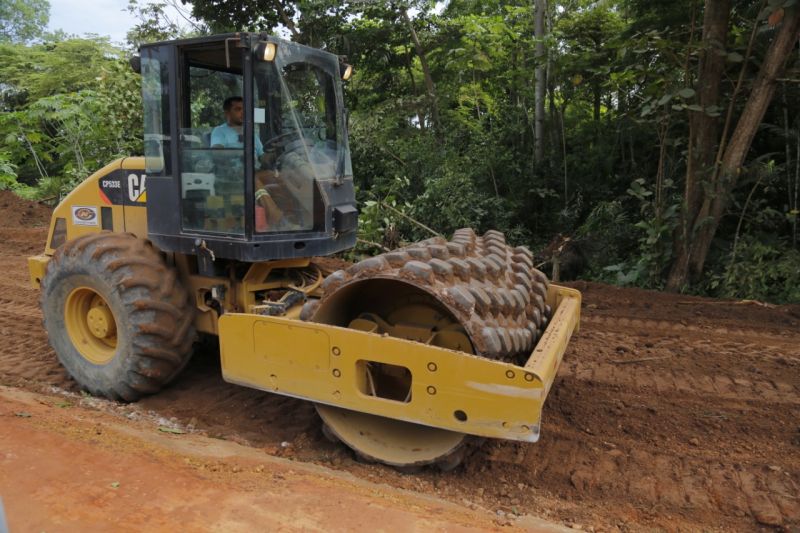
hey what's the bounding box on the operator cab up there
[139,33,357,262]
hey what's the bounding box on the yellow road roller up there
[28,33,580,470]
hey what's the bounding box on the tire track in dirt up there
[471,283,800,530]
[0,308,66,388]
[568,316,800,404]
[567,361,799,403]
[0,298,46,321]
[477,366,800,530]
[0,208,66,390]
[583,314,798,352]
[544,437,799,527]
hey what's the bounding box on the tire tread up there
[41,231,195,402]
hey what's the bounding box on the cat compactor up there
[28,34,581,469]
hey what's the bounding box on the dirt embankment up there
[0,189,798,531]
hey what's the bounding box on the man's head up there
[223,96,244,127]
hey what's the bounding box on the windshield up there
[252,42,351,233]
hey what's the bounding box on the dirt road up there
[1,190,798,531]
[2,386,558,532]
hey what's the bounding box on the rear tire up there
[41,232,196,401]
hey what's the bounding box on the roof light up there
[340,63,353,81]
[255,42,277,62]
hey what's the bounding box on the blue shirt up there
[210,123,264,157]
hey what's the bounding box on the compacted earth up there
[1,190,798,532]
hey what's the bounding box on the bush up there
[0,152,17,190]
[709,235,800,304]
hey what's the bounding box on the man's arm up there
[255,187,283,226]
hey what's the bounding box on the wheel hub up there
[87,305,116,339]
[64,287,118,365]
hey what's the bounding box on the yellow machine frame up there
[218,285,579,441]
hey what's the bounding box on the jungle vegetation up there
[1,0,798,302]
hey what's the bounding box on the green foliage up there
[602,207,679,287]
[3,0,797,302]
[0,151,18,189]
[414,166,506,234]
[127,0,182,47]
[0,38,120,103]
[125,0,205,49]
[575,200,635,280]
[0,0,49,43]
[356,176,413,253]
[0,36,143,200]
[710,235,800,304]
[181,0,294,33]
[575,174,680,288]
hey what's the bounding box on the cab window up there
[179,50,247,235]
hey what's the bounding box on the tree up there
[0,0,49,43]
[2,0,795,300]
[533,0,545,162]
[0,37,142,197]
[178,0,295,33]
[666,3,800,290]
[126,0,205,49]
[399,5,441,136]
[0,38,117,103]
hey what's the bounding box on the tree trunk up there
[689,6,800,277]
[534,0,546,163]
[667,6,800,288]
[560,101,568,209]
[548,81,559,161]
[592,83,601,122]
[402,45,426,132]
[666,0,730,290]
[400,7,441,138]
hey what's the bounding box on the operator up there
[211,96,283,227]
[210,97,265,157]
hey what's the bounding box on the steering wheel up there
[263,131,302,153]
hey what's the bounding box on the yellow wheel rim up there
[65,287,118,365]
